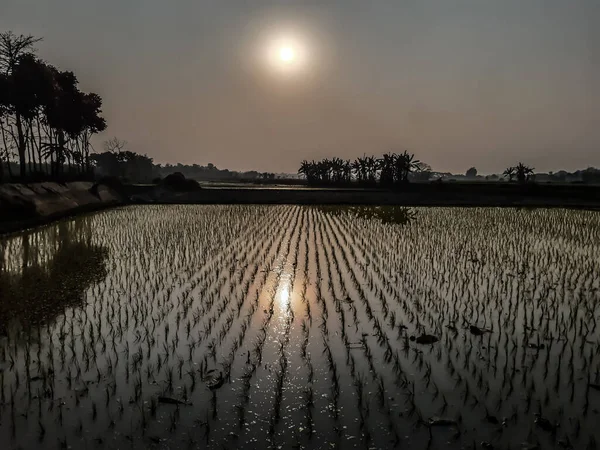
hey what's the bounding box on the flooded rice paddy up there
[1,205,599,450]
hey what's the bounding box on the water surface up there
[1,205,599,449]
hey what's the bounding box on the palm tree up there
[298,160,312,182]
[394,151,421,184]
[515,163,534,183]
[503,166,516,182]
[317,159,332,183]
[378,153,395,186]
[299,151,427,187]
[352,156,369,185]
[342,159,353,183]
[330,157,345,184]
[364,155,378,185]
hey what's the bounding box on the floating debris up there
[203,371,224,390]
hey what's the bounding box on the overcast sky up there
[1,0,598,173]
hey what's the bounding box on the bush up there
[161,172,201,191]
[163,172,186,185]
[92,176,126,197]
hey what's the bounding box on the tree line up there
[298,152,431,186]
[298,153,547,186]
[0,31,106,181]
[91,137,277,183]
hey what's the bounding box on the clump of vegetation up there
[161,172,201,191]
[504,163,535,183]
[298,151,430,186]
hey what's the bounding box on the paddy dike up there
[128,182,600,209]
[1,181,599,235]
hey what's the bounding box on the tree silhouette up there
[91,138,155,181]
[503,164,534,183]
[466,167,477,178]
[1,32,43,177]
[503,166,516,182]
[297,151,426,187]
[515,163,534,183]
[0,31,106,180]
[104,137,127,153]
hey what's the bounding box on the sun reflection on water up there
[277,275,292,310]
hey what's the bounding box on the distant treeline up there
[299,152,432,187]
[298,154,600,186]
[0,32,106,182]
[155,163,276,182]
[90,140,276,183]
[444,167,600,184]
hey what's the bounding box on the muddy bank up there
[0,182,123,235]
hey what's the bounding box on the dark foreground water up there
[1,205,599,449]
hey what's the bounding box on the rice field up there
[1,205,599,450]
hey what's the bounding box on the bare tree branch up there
[0,31,43,74]
[103,137,127,153]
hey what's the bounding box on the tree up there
[0,32,43,74]
[104,137,127,153]
[515,163,534,183]
[298,160,313,182]
[503,166,516,182]
[0,31,106,180]
[393,151,421,184]
[91,145,155,182]
[412,162,432,182]
[79,93,107,171]
[298,151,427,187]
[0,32,42,177]
[260,172,275,180]
[378,153,395,186]
[352,157,368,184]
[503,164,534,183]
[0,72,12,178]
[466,167,477,178]
[581,167,600,184]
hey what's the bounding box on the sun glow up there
[279,46,295,63]
[265,34,307,74]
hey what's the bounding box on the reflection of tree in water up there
[0,218,108,334]
[315,205,416,225]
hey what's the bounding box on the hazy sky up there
[1,0,598,173]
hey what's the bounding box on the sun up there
[264,35,306,74]
[279,46,295,63]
